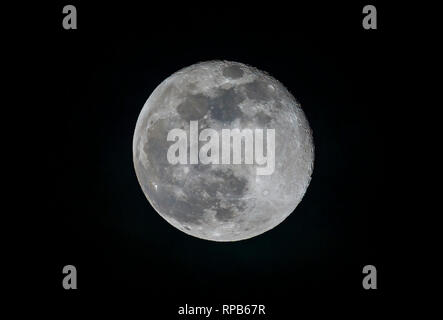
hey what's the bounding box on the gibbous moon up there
[133,61,314,241]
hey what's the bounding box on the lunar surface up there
[133,61,314,241]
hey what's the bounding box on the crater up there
[143,119,171,178]
[215,207,235,222]
[213,170,248,197]
[222,65,244,79]
[244,80,272,101]
[209,88,244,122]
[255,111,273,126]
[168,200,205,225]
[177,94,209,121]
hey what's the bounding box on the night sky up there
[31,1,401,315]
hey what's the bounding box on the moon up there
[133,61,314,241]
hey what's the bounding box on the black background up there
[35,1,398,315]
